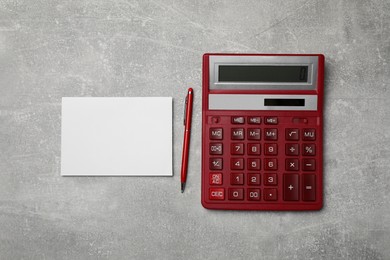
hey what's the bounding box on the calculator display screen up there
[264,98,305,106]
[218,65,308,83]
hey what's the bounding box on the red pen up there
[181,88,194,193]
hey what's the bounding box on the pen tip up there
[181,182,186,193]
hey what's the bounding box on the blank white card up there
[61,97,172,176]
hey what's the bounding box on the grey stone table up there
[1,1,389,259]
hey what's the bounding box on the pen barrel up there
[181,89,193,184]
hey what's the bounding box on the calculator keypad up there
[206,115,320,206]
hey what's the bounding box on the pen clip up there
[183,95,188,126]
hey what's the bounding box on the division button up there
[209,188,225,200]
[285,143,299,156]
[283,174,299,201]
[302,174,316,201]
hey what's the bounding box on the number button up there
[264,188,278,201]
[302,144,316,156]
[248,173,261,185]
[248,143,261,155]
[247,189,261,201]
[303,129,316,141]
[210,128,223,140]
[247,128,261,140]
[286,158,299,171]
[231,143,244,155]
[286,143,299,156]
[248,158,261,171]
[264,143,278,155]
[264,158,278,170]
[286,128,299,141]
[231,116,245,124]
[283,174,299,201]
[231,128,245,140]
[264,128,278,140]
[228,188,244,200]
[231,158,244,170]
[209,173,223,185]
[230,173,244,185]
[209,143,223,155]
[265,117,278,125]
[264,173,277,186]
[209,188,224,200]
[209,158,223,170]
[302,159,316,171]
[248,117,261,124]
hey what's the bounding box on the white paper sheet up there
[61,97,172,176]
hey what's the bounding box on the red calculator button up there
[302,174,316,201]
[283,174,299,201]
[286,158,299,171]
[210,143,223,155]
[286,128,299,140]
[248,143,261,155]
[302,144,316,156]
[209,188,225,200]
[264,158,278,171]
[248,173,261,185]
[231,158,244,170]
[303,129,316,141]
[231,143,244,155]
[228,188,244,200]
[210,116,220,124]
[265,117,278,125]
[230,173,244,185]
[209,173,223,185]
[264,173,277,186]
[247,128,261,140]
[302,159,316,171]
[264,128,278,140]
[232,116,245,124]
[264,143,278,155]
[210,128,223,140]
[248,158,261,171]
[264,188,278,201]
[247,189,261,201]
[210,158,223,170]
[248,117,261,124]
[286,143,299,156]
[231,128,245,140]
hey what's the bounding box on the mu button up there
[283,174,299,201]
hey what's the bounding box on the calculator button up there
[209,173,223,185]
[247,128,261,140]
[264,129,278,140]
[230,173,244,185]
[248,159,261,171]
[264,173,277,186]
[286,158,299,171]
[302,159,316,171]
[210,128,223,140]
[247,189,261,201]
[264,188,278,201]
[285,143,299,156]
[302,144,316,156]
[292,117,308,124]
[210,158,223,170]
[231,128,245,140]
[265,117,278,125]
[228,188,244,200]
[248,143,261,155]
[302,174,316,201]
[210,116,220,124]
[209,188,225,200]
[283,174,299,201]
[210,143,223,155]
[231,116,245,124]
[286,128,299,141]
[231,158,244,170]
[303,129,316,141]
[248,117,261,124]
[264,158,278,170]
[231,143,244,155]
[264,143,278,155]
[248,174,261,185]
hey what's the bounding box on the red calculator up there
[201,54,325,210]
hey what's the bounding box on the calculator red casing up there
[201,53,325,210]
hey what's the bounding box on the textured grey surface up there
[0,0,389,259]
